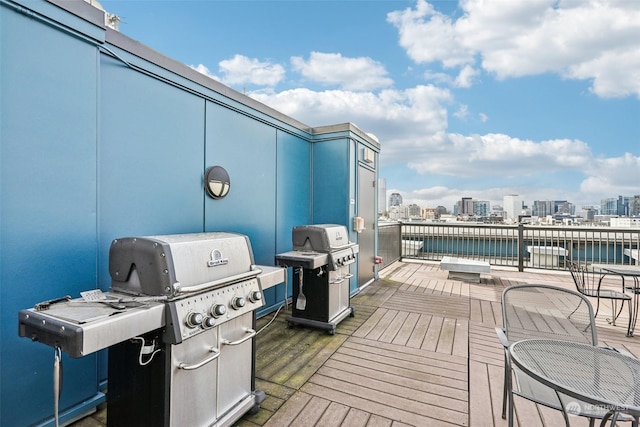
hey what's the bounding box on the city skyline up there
[100,0,639,209]
[384,188,638,215]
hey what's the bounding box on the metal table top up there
[593,264,640,277]
[510,339,640,420]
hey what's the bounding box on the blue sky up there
[99,0,639,211]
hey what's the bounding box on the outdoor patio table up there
[510,339,640,426]
[593,264,640,337]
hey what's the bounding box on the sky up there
[99,0,640,212]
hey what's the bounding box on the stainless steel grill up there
[19,232,285,427]
[276,224,358,334]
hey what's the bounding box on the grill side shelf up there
[19,309,86,358]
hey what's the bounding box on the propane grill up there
[19,232,285,427]
[276,224,358,334]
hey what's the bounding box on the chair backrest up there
[569,261,586,294]
[501,284,597,345]
[569,261,602,295]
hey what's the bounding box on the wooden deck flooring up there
[72,260,640,427]
[241,261,640,427]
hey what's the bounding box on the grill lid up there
[292,224,354,253]
[109,232,257,298]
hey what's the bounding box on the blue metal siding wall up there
[270,130,312,312]
[1,1,324,425]
[204,102,276,265]
[0,6,101,426]
[311,139,350,225]
[99,53,206,265]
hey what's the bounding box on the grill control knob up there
[210,304,227,318]
[185,312,203,328]
[248,291,262,303]
[231,297,246,310]
[202,317,216,328]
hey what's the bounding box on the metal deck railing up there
[377,221,640,272]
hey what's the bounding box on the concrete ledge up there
[440,256,490,283]
[527,246,568,267]
[624,248,639,265]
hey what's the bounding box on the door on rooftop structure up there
[357,165,376,287]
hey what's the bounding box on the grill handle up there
[177,347,220,371]
[177,269,262,295]
[221,328,256,346]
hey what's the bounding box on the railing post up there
[518,223,524,272]
[397,222,403,260]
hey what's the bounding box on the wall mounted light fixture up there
[204,166,230,199]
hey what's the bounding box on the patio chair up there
[569,261,631,327]
[496,284,631,427]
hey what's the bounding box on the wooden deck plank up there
[391,311,420,346]
[302,381,467,426]
[406,313,432,348]
[257,329,329,381]
[262,391,313,427]
[452,318,469,358]
[334,343,468,383]
[366,414,393,427]
[353,308,390,338]
[422,315,444,351]
[281,334,347,389]
[390,290,470,319]
[379,310,409,343]
[316,401,350,427]
[366,309,401,341]
[342,407,371,427]
[321,358,467,402]
[347,335,466,365]
[315,364,468,412]
[469,360,494,427]
[290,395,332,425]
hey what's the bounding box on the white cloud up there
[453,104,469,119]
[249,84,452,160]
[388,0,640,98]
[190,63,221,81]
[252,82,636,202]
[218,54,285,86]
[454,65,479,88]
[290,52,394,91]
[407,133,594,177]
[387,1,474,68]
[580,152,640,195]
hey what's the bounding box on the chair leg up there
[594,297,600,318]
[508,389,514,427]
[502,359,508,419]
[614,299,625,321]
[611,300,617,326]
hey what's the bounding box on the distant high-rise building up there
[532,200,552,217]
[630,195,640,216]
[474,200,490,217]
[389,192,403,207]
[556,201,574,215]
[378,178,387,214]
[580,206,598,221]
[460,197,473,215]
[436,206,448,216]
[407,203,421,217]
[618,196,630,216]
[601,198,618,215]
[503,195,524,221]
